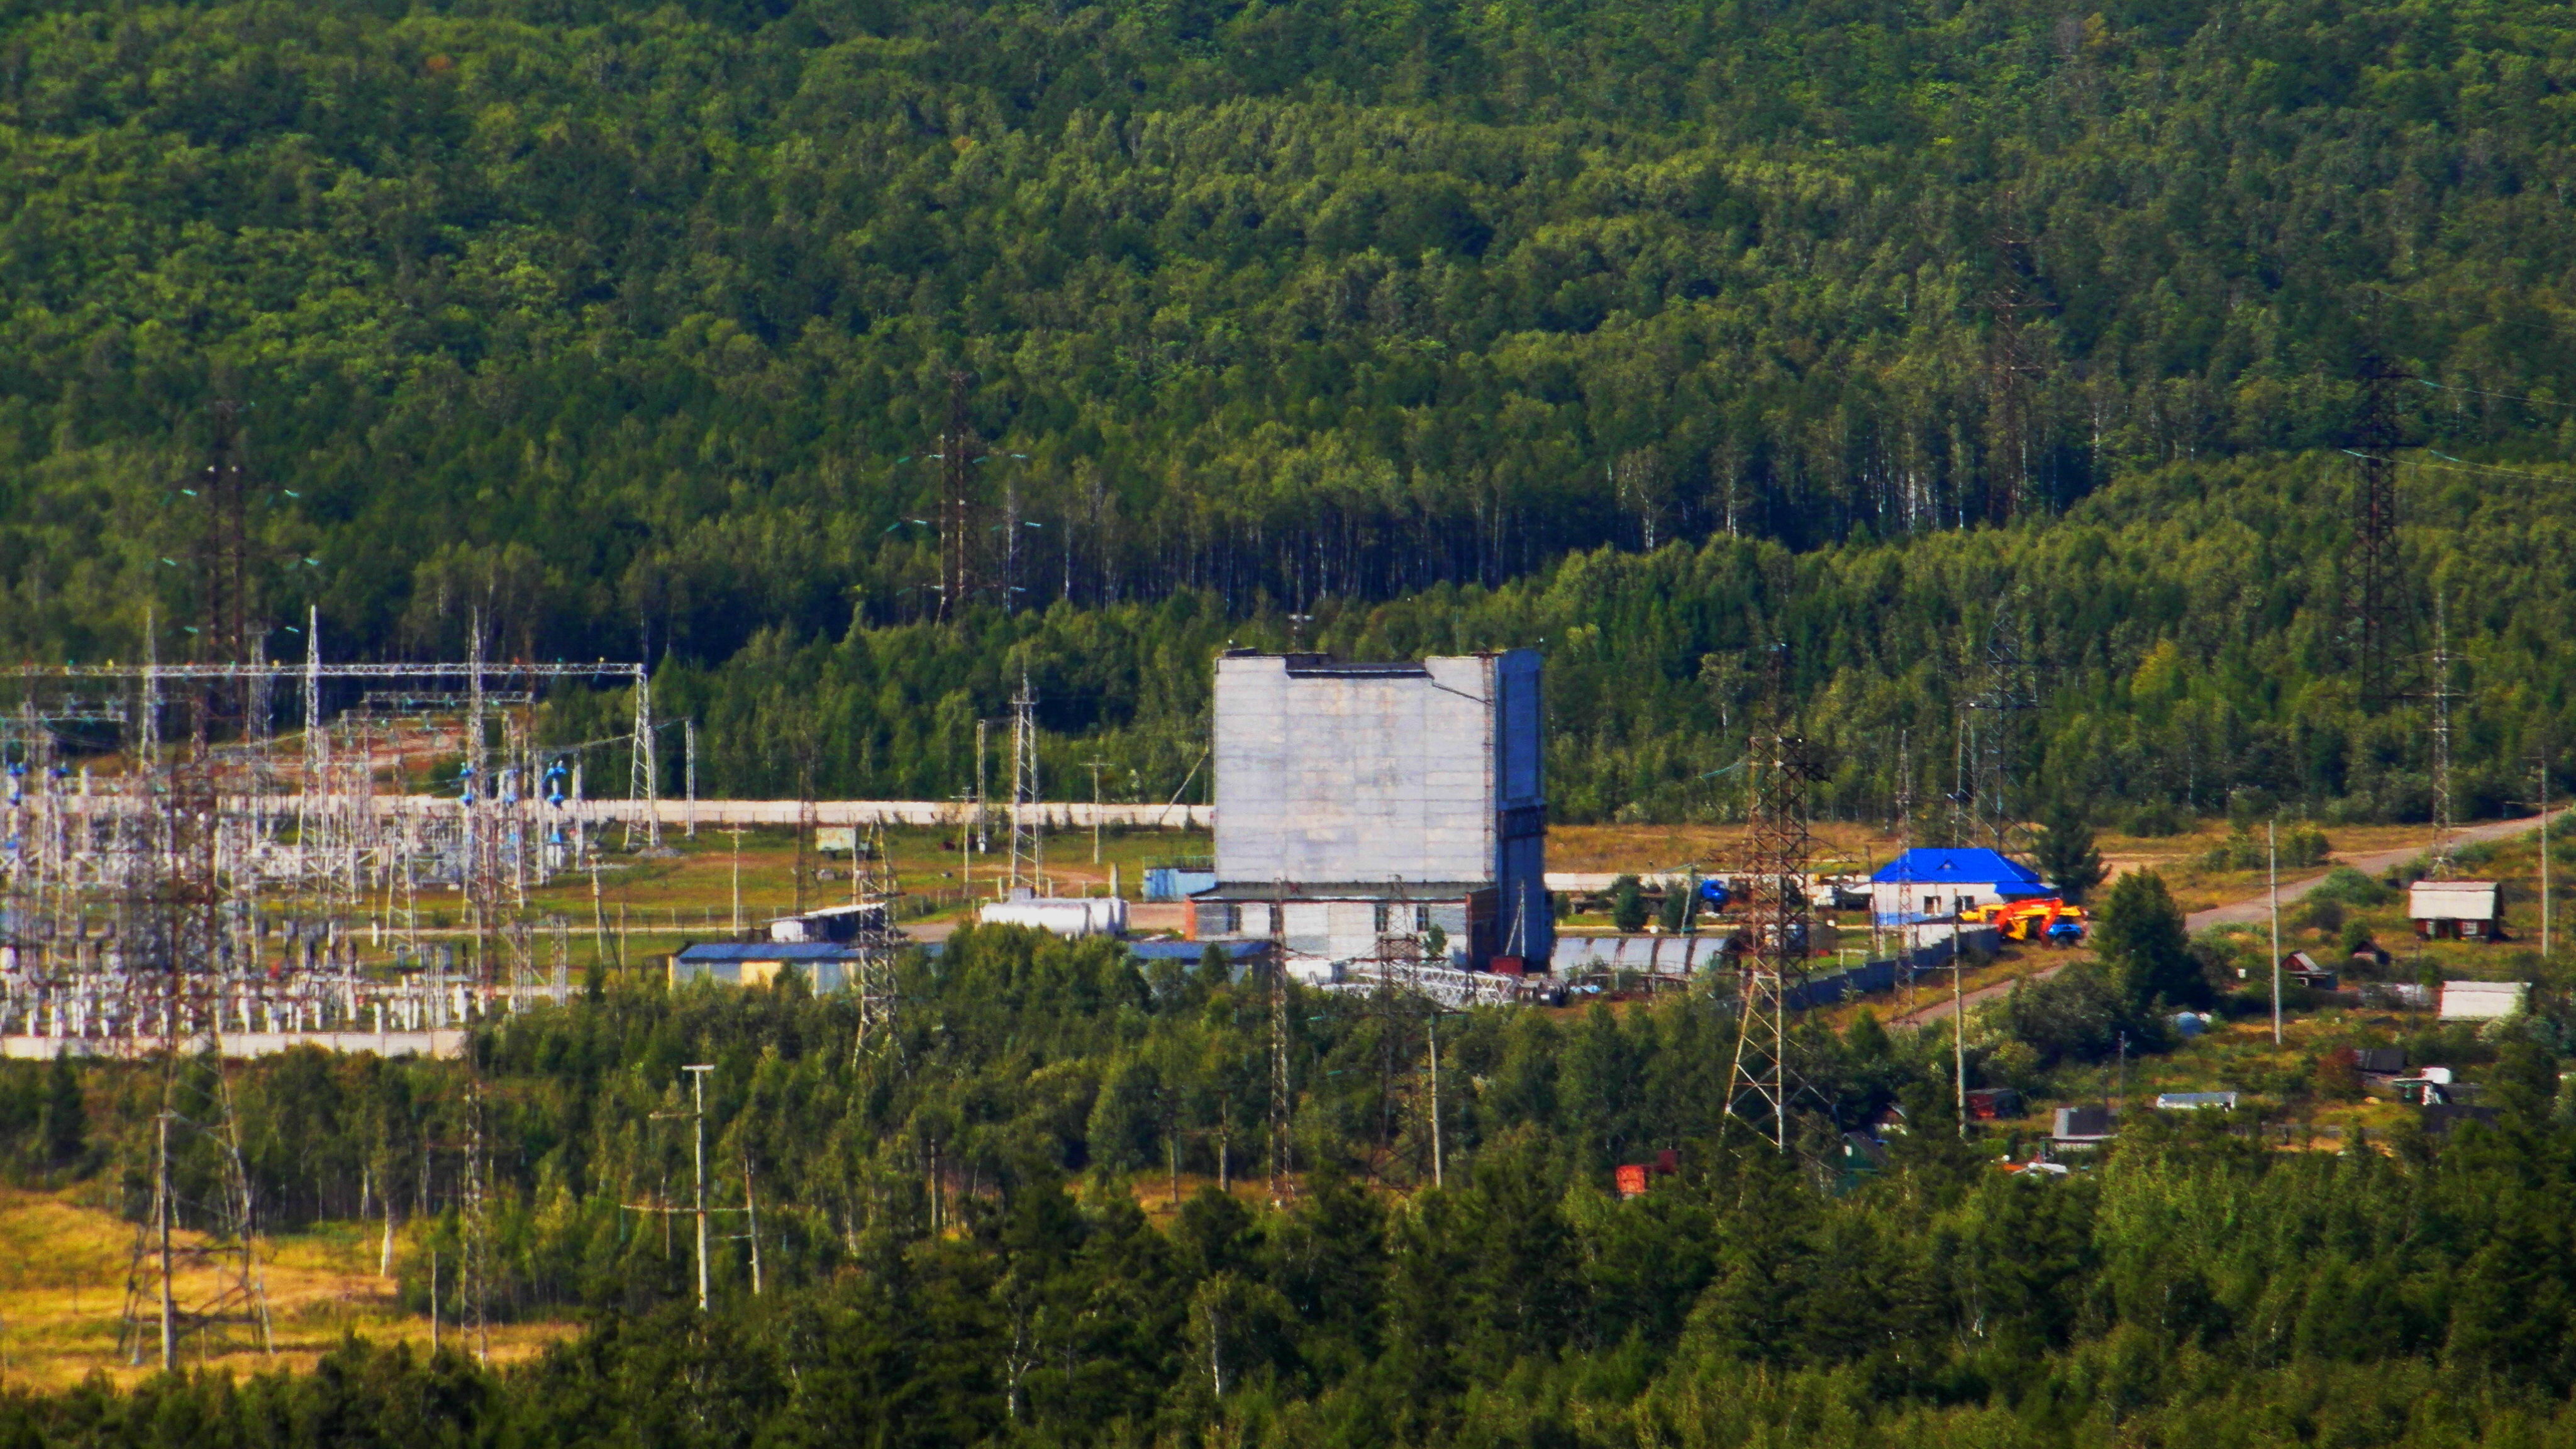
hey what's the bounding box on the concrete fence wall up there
[37,797,1215,829]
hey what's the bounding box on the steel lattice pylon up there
[2351,353,2411,706]
[1962,593,2036,858]
[1728,731,1824,1150]
[1007,673,1042,894]
[117,747,273,1370]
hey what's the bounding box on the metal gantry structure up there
[0,638,684,1365]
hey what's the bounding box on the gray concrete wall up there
[1214,654,1499,884]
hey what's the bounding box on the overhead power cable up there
[2340,448,2572,486]
[2413,377,2576,412]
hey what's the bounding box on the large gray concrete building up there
[1189,649,1551,972]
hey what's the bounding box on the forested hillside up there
[665,452,2576,823]
[3,0,2575,819]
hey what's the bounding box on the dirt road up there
[1885,809,2567,1028]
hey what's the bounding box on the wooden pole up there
[2268,820,2282,1046]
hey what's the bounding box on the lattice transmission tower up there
[2350,352,2412,706]
[118,727,272,1370]
[1727,653,1827,1150]
[1962,593,2037,858]
[1007,672,1042,894]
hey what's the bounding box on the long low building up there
[670,941,875,991]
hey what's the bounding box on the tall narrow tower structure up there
[2351,353,2409,704]
[1728,726,1824,1148]
[1196,650,1548,972]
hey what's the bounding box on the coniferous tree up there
[2094,870,2206,1009]
[2035,807,2109,904]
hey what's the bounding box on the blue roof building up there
[1869,848,2050,925]
[671,941,867,991]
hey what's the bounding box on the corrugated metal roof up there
[1553,935,1725,971]
[2409,880,2499,918]
[1870,848,2044,886]
[1128,940,1274,962]
[675,942,861,962]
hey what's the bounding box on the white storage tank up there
[977,896,1128,938]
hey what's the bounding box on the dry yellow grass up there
[0,1187,575,1392]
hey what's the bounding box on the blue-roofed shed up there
[1128,938,1275,982]
[672,941,864,991]
[1869,848,2050,925]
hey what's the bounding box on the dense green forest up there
[658,453,2576,823]
[6,913,2576,1446]
[4,0,2576,819]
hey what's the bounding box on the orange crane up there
[1965,897,2088,945]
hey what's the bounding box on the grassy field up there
[370,804,2500,953]
[0,1189,575,1392]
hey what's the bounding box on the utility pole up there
[1897,727,1918,1017]
[936,370,980,621]
[682,1064,714,1313]
[973,719,991,863]
[684,719,697,839]
[2431,595,2456,879]
[155,1113,175,1371]
[1268,880,1292,1207]
[1953,947,1967,1140]
[1085,758,1109,865]
[2543,757,2554,960]
[724,827,745,933]
[2268,819,2282,1046]
[1428,1012,1444,1189]
[741,1152,763,1297]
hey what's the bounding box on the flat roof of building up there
[1223,649,1528,680]
[675,942,862,962]
[1190,880,1491,902]
[1127,940,1275,962]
